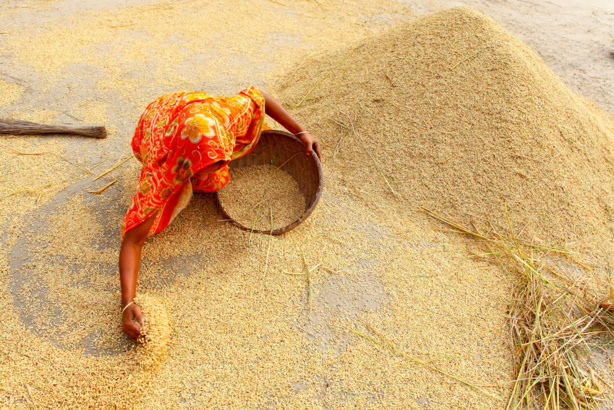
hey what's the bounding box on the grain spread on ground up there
[133,294,171,369]
[218,164,306,231]
[0,79,24,108]
[0,2,613,409]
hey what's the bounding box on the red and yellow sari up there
[122,86,269,239]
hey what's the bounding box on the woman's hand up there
[122,303,144,342]
[298,132,322,161]
[261,91,323,161]
[120,214,155,342]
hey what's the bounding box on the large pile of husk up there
[277,7,614,406]
[278,6,614,259]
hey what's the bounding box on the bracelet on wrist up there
[295,131,309,136]
[122,301,135,314]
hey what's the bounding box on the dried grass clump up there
[426,209,614,409]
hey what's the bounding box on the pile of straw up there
[427,209,614,408]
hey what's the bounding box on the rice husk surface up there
[279,6,614,261]
[218,164,307,231]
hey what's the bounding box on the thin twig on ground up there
[93,152,133,181]
[262,208,274,285]
[328,135,344,178]
[248,192,266,242]
[10,148,46,155]
[352,324,501,400]
[302,253,313,312]
[451,44,491,70]
[88,177,117,194]
[295,46,363,107]
[339,110,396,194]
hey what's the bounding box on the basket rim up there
[214,129,323,235]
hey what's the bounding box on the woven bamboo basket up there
[214,130,323,235]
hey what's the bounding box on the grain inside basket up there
[218,164,306,231]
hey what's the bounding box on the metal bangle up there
[121,301,135,314]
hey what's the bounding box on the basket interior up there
[216,130,323,234]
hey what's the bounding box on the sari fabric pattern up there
[122,86,268,238]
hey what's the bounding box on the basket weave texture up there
[214,130,323,235]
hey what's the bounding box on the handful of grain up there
[133,294,171,369]
[218,164,306,231]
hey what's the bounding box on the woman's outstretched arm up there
[119,213,156,341]
[261,91,322,161]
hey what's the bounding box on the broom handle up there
[0,119,107,139]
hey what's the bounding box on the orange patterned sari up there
[122,86,269,239]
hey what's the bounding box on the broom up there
[0,119,107,139]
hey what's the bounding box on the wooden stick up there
[0,119,107,138]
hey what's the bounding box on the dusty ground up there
[1,0,613,408]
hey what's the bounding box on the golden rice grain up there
[134,294,171,369]
[217,164,306,231]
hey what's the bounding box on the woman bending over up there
[119,86,321,341]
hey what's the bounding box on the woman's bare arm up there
[261,91,322,160]
[119,213,156,341]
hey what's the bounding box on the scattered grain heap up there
[134,294,171,369]
[279,6,614,259]
[218,164,306,231]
